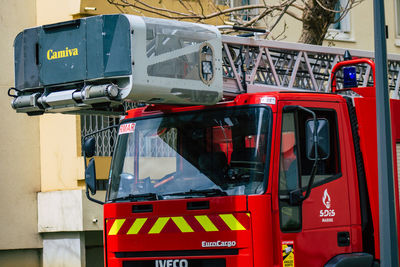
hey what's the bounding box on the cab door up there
[273,100,354,266]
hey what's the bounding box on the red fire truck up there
[11,14,400,267]
[91,62,400,267]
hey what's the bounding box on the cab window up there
[278,108,341,232]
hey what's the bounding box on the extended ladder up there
[221,35,400,99]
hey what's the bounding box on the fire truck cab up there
[94,85,397,267]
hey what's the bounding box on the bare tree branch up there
[177,0,196,16]
[270,0,297,32]
[107,0,364,45]
[291,2,305,11]
[209,0,227,25]
[197,0,205,19]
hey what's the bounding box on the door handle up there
[337,231,350,247]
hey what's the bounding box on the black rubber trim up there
[232,26,267,33]
[345,97,375,255]
[43,19,81,30]
[115,249,239,258]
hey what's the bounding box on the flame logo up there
[322,189,331,209]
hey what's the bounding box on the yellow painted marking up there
[171,217,194,233]
[127,218,147,235]
[108,219,126,235]
[219,214,246,231]
[149,217,170,234]
[195,215,219,232]
[247,213,251,217]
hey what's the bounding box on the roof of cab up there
[124,91,345,120]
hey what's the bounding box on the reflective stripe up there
[108,213,249,235]
[149,217,170,234]
[171,217,194,233]
[127,218,147,235]
[108,219,126,235]
[195,215,218,232]
[219,214,246,231]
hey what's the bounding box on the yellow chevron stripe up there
[127,218,147,235]
[171,217,194,233]
[108,219,126,235]
[195,215,218,232]
[149,217,170,234]
[219,214,246,231]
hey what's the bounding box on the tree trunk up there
[298,0,339,45]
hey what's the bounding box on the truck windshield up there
[108,106,272,201]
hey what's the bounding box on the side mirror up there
[85,158,97,195]
[306,119,330,160]
[83,137,96,158]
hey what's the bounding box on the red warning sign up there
[119,122,136,135]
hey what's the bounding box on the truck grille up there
[116,249,238,258]
[122,259,226,267]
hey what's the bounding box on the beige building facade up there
[1,0,400,266]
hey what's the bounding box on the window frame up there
[278,110,303,232]
[214,0,259,22]
[298,108,342,189]
[326,0,353,42]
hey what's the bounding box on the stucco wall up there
[39,114,85,191]
[0,0,42,250]
[36,0,80,25]
[0,249,41,267]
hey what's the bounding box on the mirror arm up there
[86,187,104,205]
[302,108,319,201]
[303,159,319,201]
[289,158,319,205]
[84,157,104,205]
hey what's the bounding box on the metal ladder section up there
[221,35,400,99]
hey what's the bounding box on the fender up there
[324,253,376,267]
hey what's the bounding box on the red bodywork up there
[103,71,400,266]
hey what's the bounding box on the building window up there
[215,0,259,22]
[326,0,352,41]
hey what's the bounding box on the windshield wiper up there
[112,193,159,202]
[162,188,227,198]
